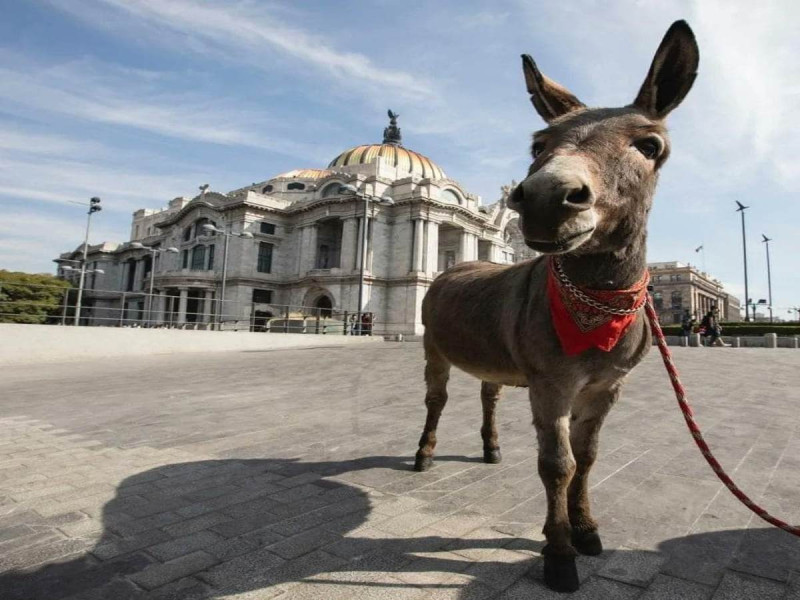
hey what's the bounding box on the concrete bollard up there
[733,337,740,348]
[689,333,701,347]
[764,333,777,348]
[679,336,688,347]
[794,337,799,349]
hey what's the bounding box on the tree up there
[0,271,71,324]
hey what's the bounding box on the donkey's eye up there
[634,138,662,160]
[532,141,546,159]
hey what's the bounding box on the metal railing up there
[0,279,378,335]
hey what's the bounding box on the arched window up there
[287,182,305,191]
[321,183,341,198]
[261,184,273,194]
[441,189,462,205]
[191,245,206,270]
[195,218,216,237]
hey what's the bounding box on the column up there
[355,217,365,271]
[177,287,188,325]
[340,217,358,273]
[204,290,214,323]
[425,221,439,274]
[295,226,307,275]
[133,260,143,291]
[306,224,318,271]
[412,218,424,272]
[459,231,470,263]
[155,290,167,324]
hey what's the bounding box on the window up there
[134,225,140,238]
[671,291,682,309]
[321,183,341,198]
[191,246,206,270]
[182,249,189,269]
[261,184,273,194]
[653,291,663,310]
[257,242,273,273]
[207,244,215,270]
[441,189,462,205]
[317,244,330,269]
[183,226,192,242]
[260,222,276,235]
[287,182,305,191]
[252,289,273,304]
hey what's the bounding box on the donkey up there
[413,21,699,593]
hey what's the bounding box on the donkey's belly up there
[447,355,529,388]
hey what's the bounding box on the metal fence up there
[0,279,376,335]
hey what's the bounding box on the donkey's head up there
[508,21,699,255]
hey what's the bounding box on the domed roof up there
[327,110,446,180]
[273,168,334,180]
[328,144,446,180]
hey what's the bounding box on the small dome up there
[328,144,446,180]
[274,169,334,180]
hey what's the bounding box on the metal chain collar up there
[552,257,646,316]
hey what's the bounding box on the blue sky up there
[1,1,798,316]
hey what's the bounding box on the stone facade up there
[57,124,526,336]
[648,261,742,324]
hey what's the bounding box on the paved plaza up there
[0,344,798,599]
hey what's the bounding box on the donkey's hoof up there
[543,553,580,593]
[483,448,502,464]
[572,530,603,556]
[414,455,433,472]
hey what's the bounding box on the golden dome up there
[328,144,446,180]
[274,168,334,179]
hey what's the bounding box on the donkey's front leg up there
[530,381,579,593]
[567,384,620,557]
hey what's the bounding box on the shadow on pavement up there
[0,456,797,599]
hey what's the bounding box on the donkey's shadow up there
[0,457,796,599]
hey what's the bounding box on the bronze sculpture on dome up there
[383,109,402,145]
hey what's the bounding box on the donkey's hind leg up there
[480,381,503,464]
[414,348,451,472]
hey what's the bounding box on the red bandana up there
[547,257,650,356]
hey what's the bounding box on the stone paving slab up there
[0,345,798,599]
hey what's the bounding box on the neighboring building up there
[56,113,529,335]
[648,261,741,324]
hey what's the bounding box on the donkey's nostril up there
[565,185,592,205]
[509,184,525,206]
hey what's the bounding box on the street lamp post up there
[61,263,104,325]
[73,197,102,325]
[129,242,179,325]
[338,184,394,334]
[761,234,773,323]
[202,223,254,329]
[735,201,750,322]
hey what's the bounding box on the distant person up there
[703,308,727,347]
[680,309,695,338]
[360,312,372,336]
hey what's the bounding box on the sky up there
[0,0,797,316]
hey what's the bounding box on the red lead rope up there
[644,299,800,537]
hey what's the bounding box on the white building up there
[56,113,530,335]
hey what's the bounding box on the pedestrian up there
[360,312,372,336]
[704,307,728,347]
[680,309,695,339]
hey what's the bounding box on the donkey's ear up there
[521,54,585,124]
[633,20,699,119]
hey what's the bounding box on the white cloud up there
[50,0,436,102]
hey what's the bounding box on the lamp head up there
[239,232,254,239]
[166,247,179,254]
[338,184,358,195]
[129,242,145,249]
